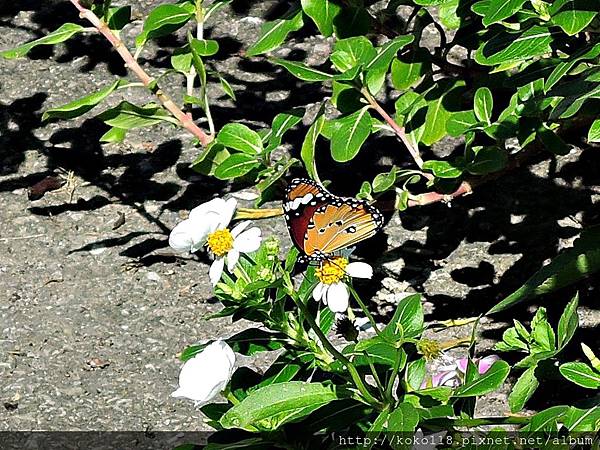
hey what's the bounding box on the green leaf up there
[383,294,424,340]
[390,49,429,90]
[100,126,127,143]
[171,46,193,73]
[220,381,337,431]
[365,35,415,94]
[214,153,260,180]
[538,124,571,155]
[453,361,510,397]
[1,23,84,59]
[550,0,599,36]
[301,0,342,37]
[508,365,539,413]
[475,26,555,66]
[488,225,600,313]
[474,87,493,124]
[135,3,195,47]
[422,160,463,179]
[405,358,426,391]
[43,79,125,121]
[219,76,236,101]
[106,6,132,31]
[545,43,600,92]
[266,108,304,151]
[557,294,579,349]
[525,405,569,432]
[330,36,376,72]
[588,119,600,143]
[350,341,404,367]
[333,6,371,39]
[466,146,508,175]
[559,362,600,389]
[420,80,464,145]
[257,158,299,193]
[99,101,179,129]
[562,406,600,432]
[446,111,480,137]
[246,10,303,56]
[330,107,372,162]
[387,403,419,448]
[372,168,397,192]
[189,36,207,86]
[190,38,219,56]
[218,123,264,154]
[301,110,325,182]
[191,143,231,176]
[272,58,335,81]
[439,0,461,29]
[482,0,528,26]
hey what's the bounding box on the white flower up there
[172,340,235,406]
[312,256,373,313]
[168,197,262,286]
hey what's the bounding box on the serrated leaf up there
[43,79,125,121]
[135,3,195,47]
[246,10,303,56]
[301,0,342,37]
[220,381,337,431]
[330,107,372,162]
[218,123,264,154]
[1,23,84,59]
[214,153,260,180]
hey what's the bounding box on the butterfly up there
[283,178,384,263]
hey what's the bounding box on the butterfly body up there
[283,178,383,262]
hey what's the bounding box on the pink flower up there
[423,354,500,389]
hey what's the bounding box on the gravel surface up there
[1,0,599,433]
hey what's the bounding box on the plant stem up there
[282,275,383,409]
[361,88,424,169]
[68,0,213,147]
[348,285,382,336]
[385,347,403,403]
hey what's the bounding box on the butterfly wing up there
[283,178,328,254]
[304,199,383,256]
[283,178,383,260]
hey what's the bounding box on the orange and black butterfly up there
[283,178,384,263]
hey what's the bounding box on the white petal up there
[230,220,251,238]
[326,282,350,313]
[233,227,262,253]
[169,218,210,253]
[209,257,225,286]
[345,262,373,279]
[217,198,237,229]
[227,249,240,272]
[189,198,227,220]
[312,283,327,302]
[172,340,235,404]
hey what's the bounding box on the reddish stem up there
[69,0,213,147]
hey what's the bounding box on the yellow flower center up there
[315,257,348,285]
[417,339,442,360]
[206,229,234,257]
